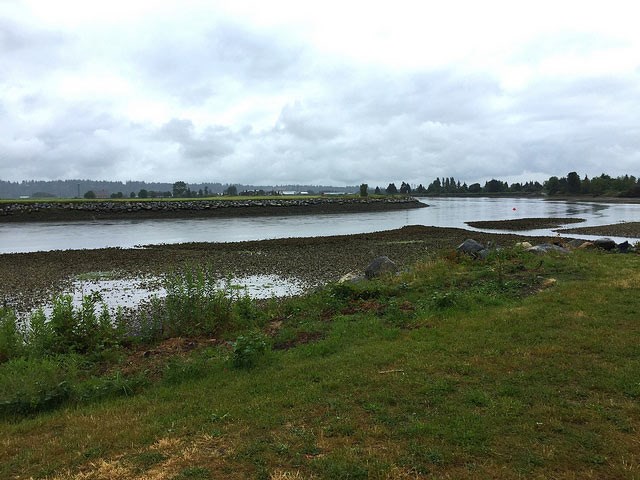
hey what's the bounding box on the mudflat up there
[1,226,543,312]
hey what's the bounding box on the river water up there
[1,197,639,254]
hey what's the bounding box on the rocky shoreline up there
[0,196,425,222]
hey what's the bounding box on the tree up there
[84,190,96,199]
[400,182,412,194]
[374,186,381,195]
[545,176,560,195]
[484,179,507,193]
[427,178,442,194]
[172,181,188,198]
[359,183,368,197]
[129,192,136,198]
[385,183,398,194]
[138,189,148,199]
[468,183,482,193]
[566,171,581,194]
[224,185,238,196]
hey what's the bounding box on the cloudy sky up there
[1,1,639,186]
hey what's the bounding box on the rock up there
[338,272,366,284]
[565,239,585,249]
[594,238,617,251]
[456,239,486,257]
[617,240,631,253]
[526,243,571,255]
[515,241,533,249]
[364,256,398,279]
[577,241,595,249]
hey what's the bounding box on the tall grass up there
[0,265,267,416]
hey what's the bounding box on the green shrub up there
[0,356,75,416]
[25,309,54,358]
[0,308,24,362]
[161,266,263,338]
[163,266,235,337]
[232,331,269,369]
[26,294,122,357]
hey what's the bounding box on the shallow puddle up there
[32,273,307,318]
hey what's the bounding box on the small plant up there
[232,331,269,369]
[430,290,457,309]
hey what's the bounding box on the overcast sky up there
[1,1,639,187]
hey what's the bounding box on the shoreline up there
[0,225,548,313]
[0,196,425,223]
[3,219,635,313]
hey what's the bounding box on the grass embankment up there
[2,248,640,479]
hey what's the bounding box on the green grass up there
[1,249,640,479]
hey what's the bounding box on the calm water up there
[1,197,639,254]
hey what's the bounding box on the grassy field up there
[1,246,640,479]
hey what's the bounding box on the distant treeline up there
[375,172,640,197]
[0,179,358,199]
[3,172,639,199]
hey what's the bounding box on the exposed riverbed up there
[2,226,544,314]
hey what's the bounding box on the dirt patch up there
[466,217,585,231]
[273,331,325,350]
[119,337,223,379]
[557,222,640,238]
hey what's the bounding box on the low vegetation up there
[1,246,640,479]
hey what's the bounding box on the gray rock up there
[617,240,631,253]
[456,239,486,257]
[338,272,367,284]
[526,243,571,255]
[364,256,398,279]
[565,239,585,249]
[594,238,617,251]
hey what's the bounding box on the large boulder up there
[618,240,632,253]
[456,239,487,258]
[594,238,617,251]
[364,256,398,279]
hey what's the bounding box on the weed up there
[232,331,270,369]
[0,307,23,362]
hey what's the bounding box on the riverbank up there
[0,196,424,222]
[3,236,640,479]
[1,225,542,313]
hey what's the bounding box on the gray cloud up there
[132,22,306,105]
[1,4,639,187]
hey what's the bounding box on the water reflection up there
[32,273,307,318]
